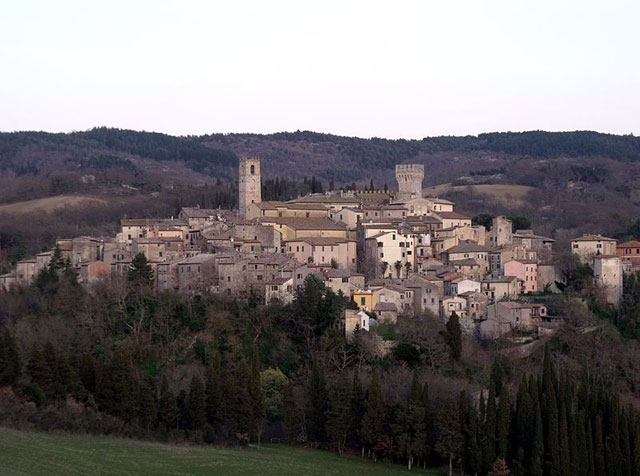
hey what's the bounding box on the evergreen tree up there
[530,402,544,476]
[189,375,206,430]
[282,381,298,442]
[594,415,605,476]
[393,371,426,470]
[248,347,266,444]
[462,395,482,476]
[496,385,510,459]
[445,312,462,361]
[137,375,158,430]
[483,386,497,473]
[157,376,179,430]
[128,252,154,291]
[558,400,570,476]
[0,328,21,386]
[361,372,386,459]
[307,359,328,444]
[436,397,463,476]
[327,373,352,455]
[348,369,365,449]
[205,360,221,431]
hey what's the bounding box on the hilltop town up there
[0,156,630,345]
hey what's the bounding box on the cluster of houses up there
[0,157,630,342]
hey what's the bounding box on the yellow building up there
[351,289,376,312]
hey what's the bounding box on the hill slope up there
[2,128,640,259]
[0,427,443,476]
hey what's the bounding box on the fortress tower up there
[239,157,261,219]
[395,164,424,200]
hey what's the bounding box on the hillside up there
[2,128,640,269]
[0,427,443,476]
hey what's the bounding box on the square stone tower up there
[239,157,261,219]
[395,164,424,200]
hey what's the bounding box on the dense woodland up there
[2,251,640,475]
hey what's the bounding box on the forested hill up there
[1,128,639,184]
[3,127,640,251]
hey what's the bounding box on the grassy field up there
[0,195,106,214]
[424,183,535,205]
[0,427,444,476]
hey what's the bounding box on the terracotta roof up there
[446,240,492,253]
[177,253,216,265]
[482,276,519,283]
[434,211,471,220]
[571,234,615,242]
[617,241,640,248]
[374,302,398,312]
[259,217,346,231]
[266,277,292,285]
[451,258,480,267]
[285,237,352,245]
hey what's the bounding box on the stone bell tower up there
[395,164,424,200]
[238,157,261,219]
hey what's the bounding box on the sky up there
[0,0,639,139]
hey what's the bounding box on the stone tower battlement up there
[395,163,424,200]
[238,157,261,219]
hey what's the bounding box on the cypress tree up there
[514,376,533,474]
[558,402,570,476]
[248,347,266,444]
[530,402,544,476]
[483,386,497,473]
[445,312,462,361]
[436,397,463,476]
[0,328,21,386]
[189,375,206,430]
[282,381,297,442]
[327,372,352,455]
[462,392,482,476]
[137,375,158,430]
[422,381,431,465]
[205,360,221,429]
[496,385,510,459]
[348,369,364,449]
[620,408,632,476]
[307,359,328,444]
[361,372,386,459]
[594,415,605,476]
[157,376,179,430]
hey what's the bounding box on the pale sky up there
[1,0,638,139]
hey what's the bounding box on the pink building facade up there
[504,259,538,294]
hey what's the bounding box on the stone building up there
[570,234,616,263]
[488,216,513,247]
[592,255,623,307]
[239,157,261,219]
[395,164,424,200]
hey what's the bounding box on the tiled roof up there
[259,217,346,231]
[571,234,615,242]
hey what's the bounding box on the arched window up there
[250,164,255,175]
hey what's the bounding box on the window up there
[159,251,163,257]
[250,164,255,174]
[360,297,366,305]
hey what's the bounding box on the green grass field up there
[0,426,444,476]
